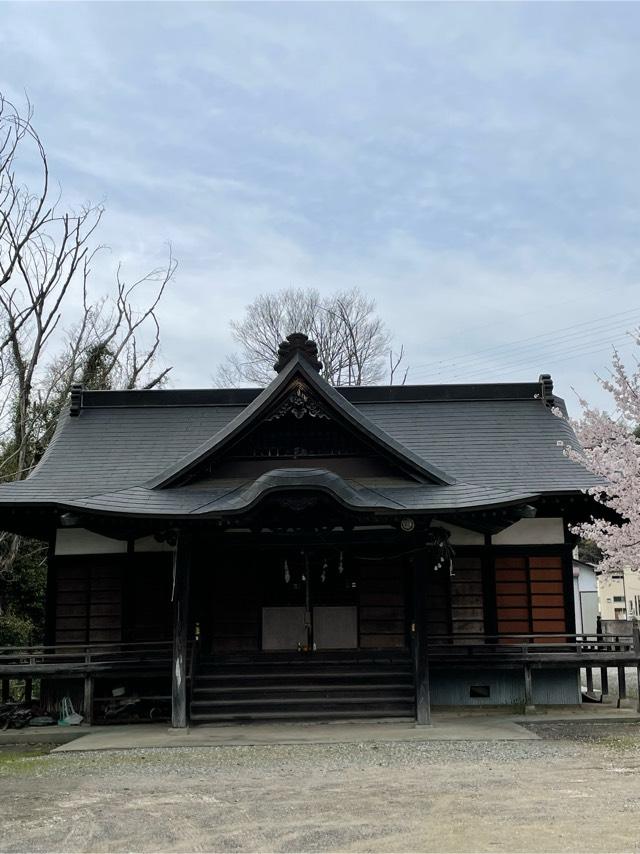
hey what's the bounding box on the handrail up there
[424,631,639,662]
[0,641,175,673]
[188,635,200,683]
[0,640,174,656]
[0,634,638,676]
[426,633,633,642]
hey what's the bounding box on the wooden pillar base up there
[523,663,535,712]
[586,667,594,694]
[83,675,94,726]
[618,665,627,704]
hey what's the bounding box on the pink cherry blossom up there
[565,336,640,573]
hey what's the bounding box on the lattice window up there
[229,414,371,460]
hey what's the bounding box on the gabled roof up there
[0,363,606,528]
[146,352,453,489]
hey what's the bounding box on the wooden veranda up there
[2,629,639,725]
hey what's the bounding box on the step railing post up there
[633,618,640,712]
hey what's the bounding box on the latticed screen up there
[495,555,566,641]
[230,416,368,459]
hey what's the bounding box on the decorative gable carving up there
[266,379,330,422]
[147,348,454,488]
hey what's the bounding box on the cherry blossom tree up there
[567,342,640,573]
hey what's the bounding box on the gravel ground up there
[2,722,640,853]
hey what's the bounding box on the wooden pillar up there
[633,620,640,713]
[171,531,192,729]
[24,679,32,706]
[1,678,9,703]
[600,667,609,695]
[413,559,431,726]
[618,665,627,703]
[83,675,94,725]
[44,534,57,646]
[523,663,535,712]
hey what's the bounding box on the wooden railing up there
[0,641,174,676]
[1,632,639,677]
[427,632,640,665]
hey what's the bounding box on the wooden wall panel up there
[450,557,484,642]
[425,560,449,637]
[210,558,260,653]
[123,555,172,642]
[495,554,566,642]
[495,557,530,638]
[54,558,123,645]
[422,555,487,639]
[358,560,407,649]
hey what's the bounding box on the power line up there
[409,306,640,377]
[454,340,634,385]
[443,331,634,381]
[430,329,637,383]
[435,329,637,382]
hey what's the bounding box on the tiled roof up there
[0,363,603,520]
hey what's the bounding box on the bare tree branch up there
[0,93,176,592]
[219,287,402,387]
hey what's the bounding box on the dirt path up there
[2,722,640,852]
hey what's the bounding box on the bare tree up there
[0,95,176,485]
[0,94,176,608]
[218,287,407,386]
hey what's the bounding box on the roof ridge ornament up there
[274,333,322,374]
[538,373,555,407]
[70,383,84,417]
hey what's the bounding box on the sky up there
[2,1,640,413]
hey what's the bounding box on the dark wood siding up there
[358,559,407,649]
[54,558,123,644]
[425,560,450,636]
[450,556,484,640]
[210,557,260,653]
[423,555,486,641]
[123,554,173,642]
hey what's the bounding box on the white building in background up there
[573,558,598,634]
[598,568,640,621]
